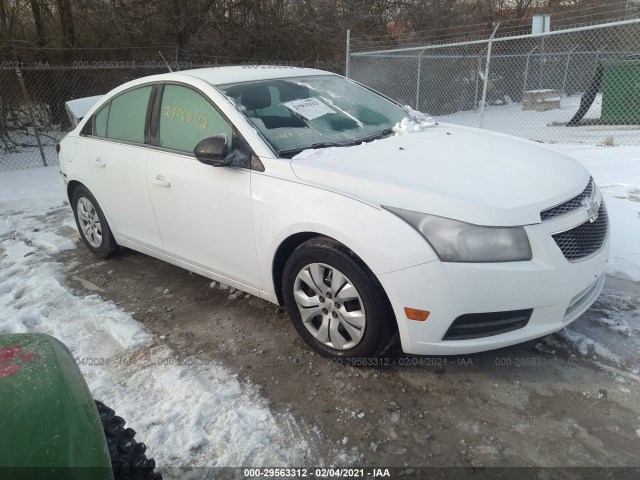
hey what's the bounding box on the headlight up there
[384,206,532,262]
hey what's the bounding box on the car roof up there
[173,66,337,85]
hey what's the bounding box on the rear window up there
[106,86,152,144]
[94,104,109,137]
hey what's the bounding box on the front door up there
[146,83,261,287]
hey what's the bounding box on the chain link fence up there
[348,18,640,146]
[0,55,344,172]
[3,19,639,173]
[0,65,185,171]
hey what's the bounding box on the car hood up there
[289,124,590,226]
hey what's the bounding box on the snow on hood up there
[292,146,348,160]
[290,123,590,226]
[292,107,435,160]
[392,106,436,135]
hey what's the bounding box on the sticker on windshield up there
[283,98,336,120]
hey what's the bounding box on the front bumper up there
[378,198,609,356]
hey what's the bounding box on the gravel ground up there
[53,210,640,470]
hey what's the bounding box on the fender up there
[251,171,439,297]
[0,334,112,477]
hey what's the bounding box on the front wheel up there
[282,237,395,359]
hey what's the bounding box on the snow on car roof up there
[175,66,336,85]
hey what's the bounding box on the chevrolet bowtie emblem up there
[581,197,599,223]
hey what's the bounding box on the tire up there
[282,237,396,359]
[72,185,117,258]
[95,400,162,480]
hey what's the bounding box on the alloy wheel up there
[292,263,366,350]
[77,196,103,248]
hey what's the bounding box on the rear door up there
[83,85,162,250]
[145,83,261,287]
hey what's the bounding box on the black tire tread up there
[95,400,162,480]
[72,185,118,258]
[283,236,397,360]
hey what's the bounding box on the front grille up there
[443,309,533,340]
[552,203,608,261]
[541,178,593,221]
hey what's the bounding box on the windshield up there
[219,75,407,157]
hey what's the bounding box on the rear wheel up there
[72,185,117,258]
[282,237,395,359]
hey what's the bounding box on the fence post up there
[473,54,480,112]
[479,24,500,129]
[592,49,601,75]
[16,68,47,167]
[522,46,538,99]
[345,29,351,78]
[415,48,427,110]
[561,46,578,96]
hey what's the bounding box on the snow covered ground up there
[0,167,315,468]
[0,131,60,172]
[437,93,640,146]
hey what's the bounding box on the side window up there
[94,103,109,137]
[159,84,232,154]
[107,86,152,144]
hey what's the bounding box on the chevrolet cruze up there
[58,67,609,359]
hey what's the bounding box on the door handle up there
[93,157,106,168]
[151,174,171,188]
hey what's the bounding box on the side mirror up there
[194,134,233,167]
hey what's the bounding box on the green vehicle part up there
[0,333,113,480]
[601,59,640,124]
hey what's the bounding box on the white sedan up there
[58,67,609,359]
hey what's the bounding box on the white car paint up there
[145,148,261,287]
[290,127,590,226]
[59,67,609,355]
[87,139,162,250]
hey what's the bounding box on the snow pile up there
[0,168,147,353]
[0,165,66,212]
[556,328,622,364]
[87,345,312,466]
[293,106,436,159]
[392,106,436,135]
[0,166,314,467]
[542,285,640,377]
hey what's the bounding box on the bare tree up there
[0,0,7,40]
[55,0,76,61]
[29,0,46,49]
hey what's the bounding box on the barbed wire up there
[351,4,640,51]
[0,43,178,50]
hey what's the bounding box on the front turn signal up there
[404,308,430,321]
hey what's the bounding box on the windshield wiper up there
[310,141,348,149]
[352,128,394,144]
[278,129,394,158]
[278,141,352,157]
